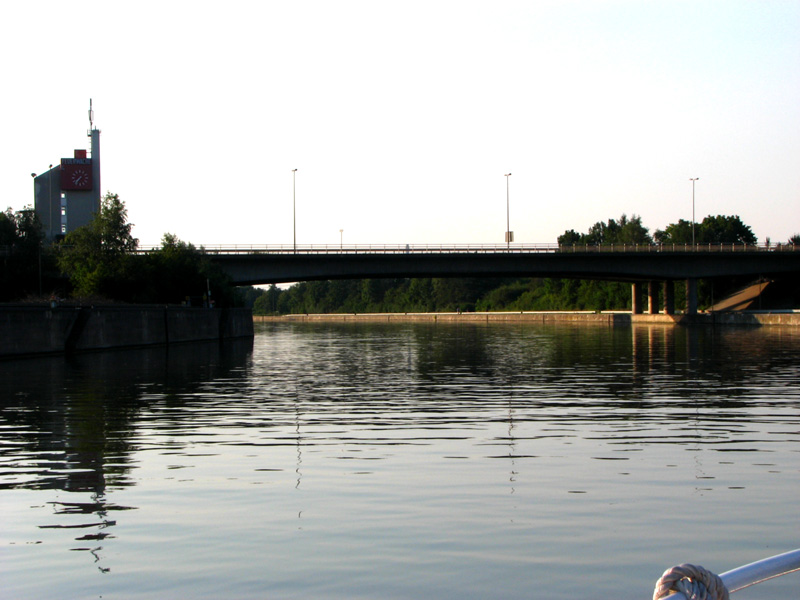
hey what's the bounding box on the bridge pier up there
[647,282,658,314]
[663,281,675,315]
[685,278,698,315]
[631,283,642,314]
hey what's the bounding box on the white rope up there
[653,563,729,600]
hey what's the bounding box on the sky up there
[3,0,799,248]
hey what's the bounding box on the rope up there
[653,563,730,600]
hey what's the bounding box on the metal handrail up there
[135,242,798,255]
[661,548,800,599]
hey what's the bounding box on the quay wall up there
[1,305,253,358]
[254,311,800,326]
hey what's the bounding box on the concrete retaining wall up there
[254,311,800,327]
[1,306,253,358]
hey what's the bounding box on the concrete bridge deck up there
[191,243,800,287]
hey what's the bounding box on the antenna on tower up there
[88,98,94,132]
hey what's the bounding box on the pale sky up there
[4,0,799,247]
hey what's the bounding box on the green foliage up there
[56,194,237,306]
[58,192,139,298]
[0,206,51,301]
[654,219,693,244]
[252,285,281,315]
[1,206,44,253]
[558,229,582,245]
[253,275,636,315]
[239,286,266,310]
[655,215,757,246]
[256,277,514,315]
[474,278,631,312]
[558,214,652,246]
[137,233,235,306]
[699,215,757,245]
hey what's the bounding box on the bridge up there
[194,243,800,315]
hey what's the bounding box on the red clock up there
[60,159,93,191]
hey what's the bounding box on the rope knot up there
[653,563,729,600]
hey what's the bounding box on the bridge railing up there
[560,242,798,253]
[137,243,563,254]
[136,242,797,255]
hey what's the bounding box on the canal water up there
[1,322,798,599]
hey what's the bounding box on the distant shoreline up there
[254,311,800,327]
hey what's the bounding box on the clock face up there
[71,168,89,186]
[60,161,93,191]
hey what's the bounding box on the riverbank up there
[254,310,800,326]
[1,305,253,358]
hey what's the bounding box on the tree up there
[239,286,265,310]
[558,229,582,246]
[0,206,47,300]
[58,192,139,298]
[558,214,652,246]
[698,215,756,245]
[615,214,652,245]
[253,285,282,315]
[654,219,693,244]
[656,215,756,246]
[0,208,15,246]
[140,233,237,306]
[0,206,44,253]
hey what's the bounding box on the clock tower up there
[33,102,102,240]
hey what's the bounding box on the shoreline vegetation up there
[254,310,800,327]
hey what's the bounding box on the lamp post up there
[689,177,699,247]
[339,228,343,249]
[292,169,298,252]
[504,173,512,249]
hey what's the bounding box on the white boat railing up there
[656,548,800,599]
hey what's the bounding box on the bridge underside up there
[213,251,799,286]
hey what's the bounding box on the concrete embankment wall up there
[1,305,253,358]
[254,311,800,326]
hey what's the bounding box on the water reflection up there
[1,338,254,492]
[252,321,800,443]
[0,338,253,575]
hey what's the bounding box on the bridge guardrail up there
[135,243,798,255]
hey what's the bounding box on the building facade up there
[33,127,101,242]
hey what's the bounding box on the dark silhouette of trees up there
[56,194,237,306]
[558,214,652,246]
[655,215,757,245]
[0,206,49,300]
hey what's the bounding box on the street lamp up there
[504,173,512,249]
[292,169,298,252]
[689,177,699,247]
[339,228,343,249]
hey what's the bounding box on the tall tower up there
[33,100,102,241]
